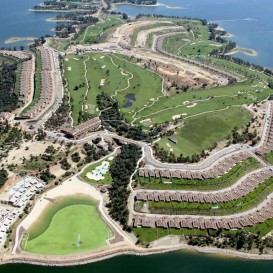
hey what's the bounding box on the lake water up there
[0,0,56,49]
[2,250,273,273]
[114,0,273,68]
[123,94,136,108]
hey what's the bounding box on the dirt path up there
[135,25,182,48]
[82,55,91,112]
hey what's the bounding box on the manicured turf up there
[64,52,163,125]
[24,197,111,255]
[162,20,223,57]
[157,106,252,156]
[79,15,123,44]
[135,80,270,125]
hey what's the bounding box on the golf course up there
[23,196,111,255]
[157,106,252,156]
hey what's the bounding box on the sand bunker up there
[65,58,68,62]
[67,67,71,71]
[100,56,105,59]
[187,103,197,108]
[101,65,106,69]
[183,101,190,105]
[172,115,181,120]
[73,58,79,61]
[100,79,106,86]
[140,118,152,124]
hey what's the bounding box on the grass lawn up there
[79,15,123,44]
[24,196,111,255]
[133,227,206,245]
[157,106,252,156]
[64,52,163,125]
[263,151,273,165]
[135,79,270,125]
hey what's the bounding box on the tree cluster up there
[188,230,273,254]
[0,169,8,189]
[107,144,142,229]
[97,92,150,141]
[0,62,19,112]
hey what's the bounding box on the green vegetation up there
[131,21,174,46]
[64,52,163,125]
[0,54,19,112]
[51,15,123,51]
[134,227,206,245]
[263,151,273,165]
[108,144,142,228]
[157,107,252,156]
[246,218,273,237]
[78,16,123,44]
[0,169,8,189]
[24,196,111,255]
[134,80,270,125]
[80,156,114,185]
[138,157,261,190]
[137,176,273,216]
[21,49,42,114]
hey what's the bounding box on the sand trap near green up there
[24,203,111,255]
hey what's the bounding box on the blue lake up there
[114,0,273,68]
[0,0,57,49]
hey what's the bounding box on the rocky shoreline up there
[2,243,273,267]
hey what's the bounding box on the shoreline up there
[2,243,273,267]
[4,37,36,44]
[112,2,184,10]
[226,46,258,57]
[29,8,88,13]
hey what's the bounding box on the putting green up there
[24,197,111,255]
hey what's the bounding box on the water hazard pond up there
[123,94,136,108]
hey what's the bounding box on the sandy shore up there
[4,37,36,44]
[111,2,184,11]
[18,178,100,231]
[226,46,258,57]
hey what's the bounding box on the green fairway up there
[24,196,111,255]
[64,52,163,125]
[135,80,270,125]
[157,106,252,156]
